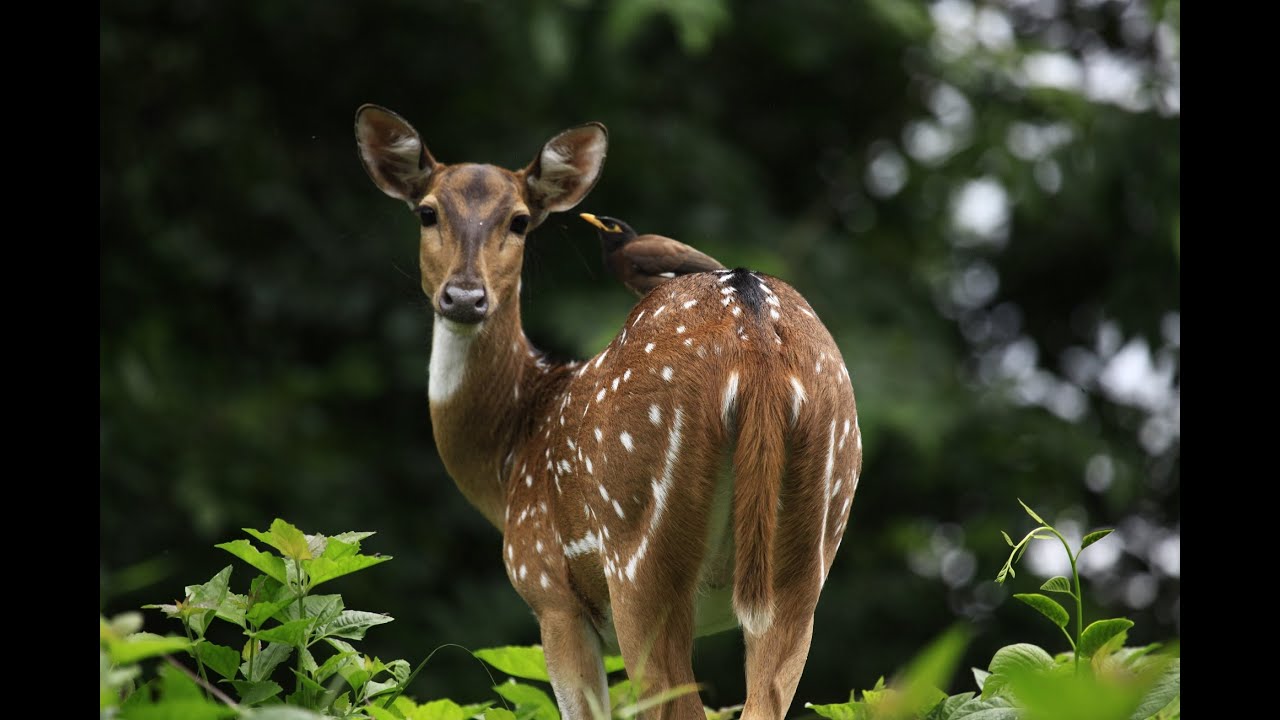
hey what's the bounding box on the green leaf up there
[1000,531,1014,547]
[972,668,989,691]
[1078,618,1135,658]
[317,609,395,641]
[1013,593,1069,629]
[803,701,865,720]
[1129,659,1180,720]
[1081,529,1115,552]
[119,702,237,720]
[313,649,354,683]
[216,592,249,628]
[106,633,193,665]
[988,644,1054,676]
[366,678,402,700]
[1017,499,1045,525]
[239,709,328,720]
[367,708,400,720]
[241,642,293,682]
[218,540,288,584]
[230,679,284,706]
[254,618,314,647]
[401,698,471,720]
[603,654,627,673]
[306,553,393,588]
[896,625,970,713]
[194,641,242,681]
[320,537,357,560]
[278,594,344,625]
[494,680,561,720]
[339,655,372,692]
[486,710,518,720]
[474,645,550,682]
[331,530,376,546]
[245,519,314,561]
[929,693,1018,720]
[1039,576,1074,596]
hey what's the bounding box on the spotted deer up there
[354,105,863,720]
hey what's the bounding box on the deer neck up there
[427,304,562,529]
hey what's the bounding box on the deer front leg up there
[539,610,610,720]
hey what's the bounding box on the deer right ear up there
[355,104,437,207]
[524,122,608,228]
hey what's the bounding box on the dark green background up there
[101,0,1180,709]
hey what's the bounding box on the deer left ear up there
[524,122,608,227]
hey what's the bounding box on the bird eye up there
[510,215,530,235]
[417,206,438,227]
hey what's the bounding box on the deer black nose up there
[439,281,489,323]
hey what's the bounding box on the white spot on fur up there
[662,367,674,382]
[563,530,600,558]
[620,432,634,452]
[599,484,610,501]
[819,420,836,586]
[612,377,620,392]
[586,457,594,474]
[722,371,739,424]
[507,544,514,560]
[717,273,735,283]
[624,408,684,582]
[567,438,576,450]
[683,299,698,309]
[659,272,676,278]
[633,310,646,326]
[535,540,544,554]
[649,404,662,425]
[790,377,807,423]
[721,286,736,295]
[612,500,625,518]
[525,475,533,487]
[594,427,603,442]
[676,326,686,334]
[684,338,693,346]
[594,349,609,369]
[519,564,528,580]
[731,306,742,317]
[770,309,780,320]
[596,388,607,402]
[645,343,656,353]
[654,305,667,318]
[539,573,550,589]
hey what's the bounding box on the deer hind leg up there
[605,443,720,720]
[539,610,609,720]
[741,419,832,720]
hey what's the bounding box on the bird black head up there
[580,213,638,252]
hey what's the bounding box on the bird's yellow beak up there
[580,213,620,233]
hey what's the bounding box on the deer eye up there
[510,215,530,235]
[417,206,438,227]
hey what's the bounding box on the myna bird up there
[580,213,726,297]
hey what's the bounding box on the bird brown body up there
[581,213,726,297]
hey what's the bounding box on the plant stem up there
[182,621,213,701]
[1042,526,1085,674]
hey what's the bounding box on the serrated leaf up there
[320,537,357,561]
[254,618,313,647]
[474,646,550,682]
[1000,531,1014,547]
[194,641,241,681]
[1081,529,1114,552]
[331,530,375,546]
[1129,658,1179,720]
[247,598,295,628]
[218,540,288,584]
[1040,576,1074,596]
[280,594,344,625]
[241,642,293,682]
[1078,618,1135,658]
[494,680,561,720]
[250,519,313,561]
[988,643,1054,676]
[306,553,393,588]
[1013,593,1069,629]
[215,592,249,628]
[1017,499,1046,525]
[802,701,866,720]
[107,633,193,665]
[230,680,283,706]
[318,610,395,641]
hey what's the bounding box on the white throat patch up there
[429,316,480,403]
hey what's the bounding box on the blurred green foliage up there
[101,0,1179,708]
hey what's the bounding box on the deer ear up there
[524,122,608,226]
[355,104,437,206]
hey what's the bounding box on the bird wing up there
[624,235,726,277]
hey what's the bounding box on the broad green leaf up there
[107,633,192,665]
[972,668,989,691]
[474,645,550,682]
[803,701,865,720]
[314,649,354,683]
[216,592,249,628]
[119,701,237,720]
[1013,593,1069,629]
[254,618,314,647]
[331,530,376,546]
[306,553,393,588]
[158,662,204,700]
[367,708,400,720]
[218,540,288,584]
[280,594,344,625]
[321,537,358,561]
[603,654,627,673]
[230,679,283,706]
[928,693,1018,720]
[318,609,395,641]
[898,625,969,700]
[248,598,296,628]
[1000,531,1014,547]
[297,646,317,674]
[241,642,293,682]
[366,679,402,699]
[1039,576,1074,596]
[1078,618,1135,658]
[1017,499,1045,525]
[1081,529,1115,552]
[339,655,372,692]
[383,658,411,684]
[1129,659,1179,720]
[988,644,1054,676]
[487,709,518,720]
[494,679,561,720]
[240,709,328,720]
[402,698,470,720]
[246,519,313,561]
[194,641,241,681]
